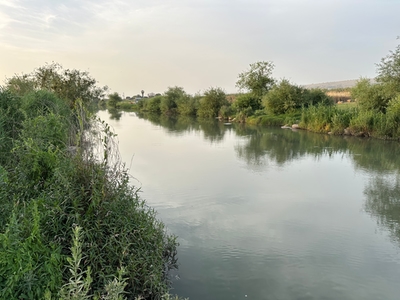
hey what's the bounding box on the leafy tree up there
[108,92,122,108]
[197,87,228,118]
[236,61,275,98]
[5,63,107,108]
[376,39,400,95]
[263,79,303,115]
[144,95,162,113]
[233,93,262,113]
[351,78,391,112]
[160,86,183,114]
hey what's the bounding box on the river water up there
[98,110,400,300]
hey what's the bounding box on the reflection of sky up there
[99,111,400,300]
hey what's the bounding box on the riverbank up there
[0,65,182,299]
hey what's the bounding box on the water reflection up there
[364,175,400,246]
[99,110,400,299]
[135,112,400,173]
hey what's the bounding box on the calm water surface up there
[98,110,400,300]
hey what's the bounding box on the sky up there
[0,0,399,96]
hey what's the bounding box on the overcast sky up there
[1,0,399,96]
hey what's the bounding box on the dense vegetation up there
[116,40,400,140]
[0,64,180,299]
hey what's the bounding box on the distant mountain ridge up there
[303,78,376,90]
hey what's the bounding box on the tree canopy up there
[376,39,400,91]
[5,63,108,108]
[236,61,275,98]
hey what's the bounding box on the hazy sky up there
[1,0,399,96]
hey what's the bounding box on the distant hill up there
[303,79,376,90]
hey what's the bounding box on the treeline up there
[0,64,180,299]
[115,40,400,140]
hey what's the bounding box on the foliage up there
[236,61,275,98]
[59,226,93,300]
[0,89,25,164]
[160,87,183,114]
[197,87,228,118]
[233,93,262,113]
[262,79,303,115]
[108,93,123,109]
[0,64,180,300]
[5,63,107,108]
[302,88,334,107]
[0,201,63,299]
[351,78,392,113]
[22,90,71,120]
[246,114,285,126]
[376,39,400,94]
[176,95,199,116]
[144,96,162,114]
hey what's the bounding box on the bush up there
[0,89,25,163]
[1,81,180,299]
[144,96,162,113]
[233,93,262,112]
[302,88,334,107]
[197,87,228,118]
[176,95,199,116]
[262,79,303,115]
[351,78,392,113]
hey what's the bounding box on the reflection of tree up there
[364,175,400,245]
[130,110,400,174]
[108,107,122,120]
[234,126,350,168]
[136,112,228,143]
[198,119,227,143]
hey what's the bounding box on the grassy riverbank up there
[0,65,181,299]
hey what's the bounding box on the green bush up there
[197,87,228,118]
[351,78,392,113]
[144,96,162,113]
[263,79,303,115]
[302,88,334,107]
[0,200,63,299]
[176,95,199,116]
[233,93,262,113]
[0,89,25,163]
[1,79,180,299]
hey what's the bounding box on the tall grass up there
[0,88,180,299]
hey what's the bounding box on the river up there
[98,109,400,300]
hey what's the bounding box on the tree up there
[351,78,391,112]
[5,63,108,108]
[236,61,275,98]
[197,87,228,118]
[376,39,400,94]
[160,86,183,114]
[262,79,303,115]
[233,93,262,112]
[108,92,122,108]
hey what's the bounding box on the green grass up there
[336,101,357,110]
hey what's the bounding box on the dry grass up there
[326,91,352,103]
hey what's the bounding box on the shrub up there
[302,88,334,107]
[233,93,262,112]
[144,96,162,113]
[0,89,25,163]
[351,78,392,113]
[262,79,303,115]
[176,95,199,116]
[197,87,228,118]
